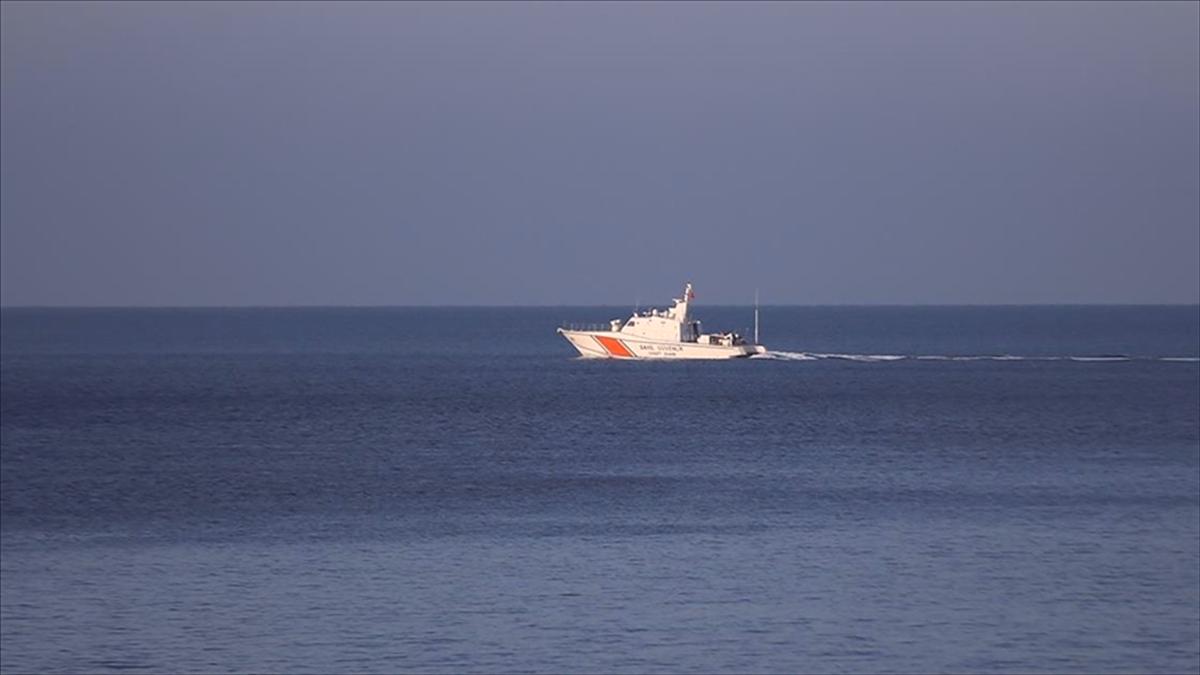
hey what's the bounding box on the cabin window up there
[627,321,636,326]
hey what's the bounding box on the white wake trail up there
[812,353,907,362]
[753,351,905,362]
[750,351,819,361]
[755,351,1198,363]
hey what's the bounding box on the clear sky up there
[1,1,1197,306]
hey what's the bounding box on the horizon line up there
[3,302,1198,310]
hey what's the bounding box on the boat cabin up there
[610,283,746,346]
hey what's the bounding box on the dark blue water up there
[2,306,1198,673]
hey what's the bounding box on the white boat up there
[557,283,767,359]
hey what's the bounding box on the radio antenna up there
[754,289,760,345]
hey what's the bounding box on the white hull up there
[558,329,765,360]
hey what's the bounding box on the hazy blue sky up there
[2,1,1197,305]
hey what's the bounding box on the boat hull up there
[557,329,765,360]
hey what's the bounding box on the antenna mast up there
[754,289,760,345]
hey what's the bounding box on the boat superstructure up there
[557,283,766,359]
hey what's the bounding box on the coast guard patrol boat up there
[557,283,766,359]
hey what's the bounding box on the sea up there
[1,305,1197,674]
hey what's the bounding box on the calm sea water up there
[2,306,1198,674]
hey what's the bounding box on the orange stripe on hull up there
[593,335,635,358]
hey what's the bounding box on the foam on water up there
[757,351,1197,363]
[749,351,819,361]
[753,351,906,362]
